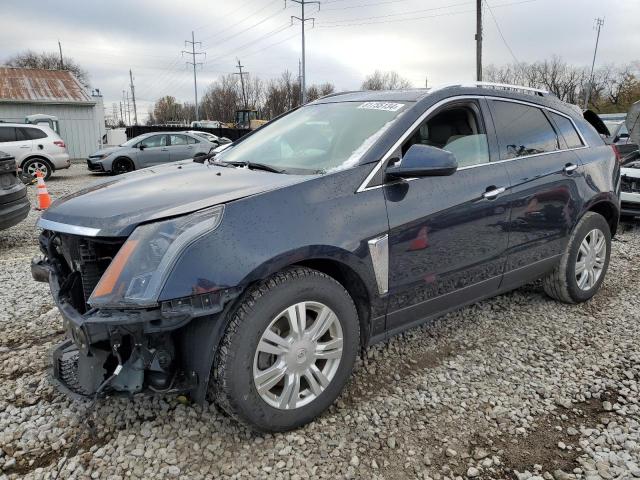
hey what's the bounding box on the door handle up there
[20,145,30,149]
[564,163,578,174]
[161,148,169,151]
[483,186,506,200]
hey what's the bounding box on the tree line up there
[148,69,414,125]
[484,56,640,113]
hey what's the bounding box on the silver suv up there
[87,131,216,174]
[0,123,71,180]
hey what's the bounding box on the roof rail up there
[433,82,552,97]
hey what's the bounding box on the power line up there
[316,0,536,28]
[182,31,205,121]
[485,0,519,64]
[288,0,320,104]
[200,0,281,43]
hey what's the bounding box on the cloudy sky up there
[2,0,639,122]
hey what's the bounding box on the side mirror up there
[385,144,458,179]
[139,144,146,151]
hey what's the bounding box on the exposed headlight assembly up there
[88,205,224,308]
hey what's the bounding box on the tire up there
[543,212,611,304]
[111,157,134,175]
[211,267,360,432]
[22,157,53,180]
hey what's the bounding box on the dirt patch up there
[491,393,612,478]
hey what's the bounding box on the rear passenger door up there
[0,127,32,164]
[486,99,584,287]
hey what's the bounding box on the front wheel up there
[543,212,611,303]
[211,267,360,432]
[111,157,134,175]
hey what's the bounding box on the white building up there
[0,67,105,158]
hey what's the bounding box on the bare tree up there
[361,70,412,90]
[153,96,182,124]
[5,50,90,87]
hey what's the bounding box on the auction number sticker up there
[358,102,404,112]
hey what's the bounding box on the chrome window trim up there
[357,95,589,193]
[37,218,101,237]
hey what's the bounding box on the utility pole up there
[182,31,205,122]
[288,0,320,104]
[584,17,605,110]
[475,0,482,82]
[298,59,303,105]
[234,59,249,109]
[119,102,124,126]
[129,69,138,126]
[58,40,64,70]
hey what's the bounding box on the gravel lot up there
[1,164,640,480]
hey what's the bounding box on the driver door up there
[384,98,512,331]
[136,134,170,167]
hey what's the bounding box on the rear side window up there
[550,113,584,149]
[20,127,47,140]
[170,134,188,146]
[491,101,559,159]
[0,127,16,143]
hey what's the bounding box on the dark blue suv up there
[32,83,620,431]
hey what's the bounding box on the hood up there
[89,146,124,157]
[39,161,309,236]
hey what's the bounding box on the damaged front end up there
[32,206,237,400]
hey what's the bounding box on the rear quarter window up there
[490,101,559,159]
[549,113,584,149]
[21,127,47,140]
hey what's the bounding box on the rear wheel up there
[543,212,611,303]
[22,157,52,180]
[211,267,360,432]
[111,157,134,175]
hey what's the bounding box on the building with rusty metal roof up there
[0,67,105,158]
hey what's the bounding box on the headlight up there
[92,153,110,160]
[88,205,224,308]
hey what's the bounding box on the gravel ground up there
[1,164,640,480]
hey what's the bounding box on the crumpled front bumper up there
[31,255,229,400]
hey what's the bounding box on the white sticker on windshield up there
[358,102,404,112]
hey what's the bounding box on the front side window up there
[140,135,167,148]
[491,101,559,159]
[217,101,408,174]
[170,134,188,146]
[0,127,16,143]
[550,113,584,149]
[402,104,489,168]
[186,135,199,144]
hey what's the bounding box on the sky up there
[2,0,639,123]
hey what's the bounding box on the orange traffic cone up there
[35,170,52,210]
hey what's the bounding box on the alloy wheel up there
[575,228,606,291]
[26,161,48,178]
[253,301,344,410]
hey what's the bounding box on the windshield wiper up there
[224,161,285,174]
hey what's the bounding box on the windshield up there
[217,101,407,174]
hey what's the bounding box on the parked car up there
[0,123,70,180]
[620,152,640,218]
[0,152,29,230]
[32,83,620,432]
[191,120,222,129]
[86,131,216,174]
